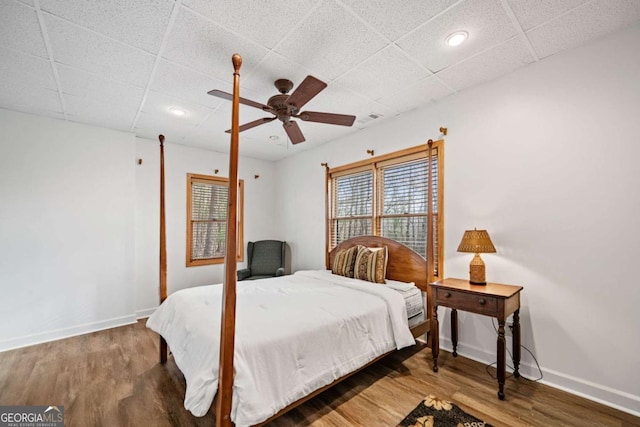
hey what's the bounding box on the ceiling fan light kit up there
[208,75,356,144]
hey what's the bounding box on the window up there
[186,173,244,267]
[328,143,443,280]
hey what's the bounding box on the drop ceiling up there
[1,0,639,161]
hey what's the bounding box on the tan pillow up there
[354,246,388,284]
[331,245,362,278]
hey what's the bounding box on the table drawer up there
[435,288,498,315]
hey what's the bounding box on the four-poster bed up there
[150,54,439,427]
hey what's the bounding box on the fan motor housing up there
[268,94,298,121]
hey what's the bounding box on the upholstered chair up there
[237,240,286,281]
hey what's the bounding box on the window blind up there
[191,181,228,260]
[326,144,443,279]
[331,171,373,247]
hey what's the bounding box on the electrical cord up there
[485,318,543,382]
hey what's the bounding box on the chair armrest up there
[275,267,285,277]
[237,268,251,281]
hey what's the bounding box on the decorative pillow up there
[354,246,388,284]
[331,245,362,278]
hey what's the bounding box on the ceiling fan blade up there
[283,120,305,144]
[225,117,276,133]
[208,89,273,112]
[296,111,356,127]
[286,76,327,111]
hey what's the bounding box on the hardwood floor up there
[0,320,637,427]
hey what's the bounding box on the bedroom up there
[1,0,639,426]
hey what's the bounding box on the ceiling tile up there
[300,82,396,121]
[65,94,135,131]
[140,90,214,127]
[0,105,64,121]
[39,0,174,54]
[44,14,155,87]
[527,0,640,59]
[397,0,517,72]
[162,8,269,81]
[57,65,144,111]
[181,0,318,49]
[0,1,48,58]
[0,47,56,90]
[151,60,227,109]
[506,0,589,31]
[377,75,454,113]
[242,51,320,95]
[340,0,458,41]
[436,36,534,91]
[0,83,61,113]
[334,45,431,101]
[134,111,198,144]
[274,0,388,80]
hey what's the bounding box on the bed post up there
[216,53,242,427]
[159,134,168,364]
[426,139,435,347]
[323,162,330,269]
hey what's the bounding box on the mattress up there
[147,270,415,426]
[386,279,425,319]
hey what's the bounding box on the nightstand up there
[429,278,523,400]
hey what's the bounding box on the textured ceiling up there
[1,0,639,161]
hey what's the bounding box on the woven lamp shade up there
[457,229,496,285]
[457,229,496,254]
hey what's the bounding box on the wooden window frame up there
[186,173,244,267]
[326,142,444,281]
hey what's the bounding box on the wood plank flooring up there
[0,320,637,426]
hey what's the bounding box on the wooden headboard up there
[328,235,429,291]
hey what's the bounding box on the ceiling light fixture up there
[269,135,279,140]
[169,107,186,117]
[445,31,468,47]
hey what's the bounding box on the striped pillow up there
[354,246,388,284]
[331,245,362,278]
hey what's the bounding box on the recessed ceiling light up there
[269,135,279,140]
[445,31,468,47]
[169,107,186,117]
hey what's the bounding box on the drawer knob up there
[444,292,451,298]
[478,298,486,305]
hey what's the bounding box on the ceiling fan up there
[208,75,356,144]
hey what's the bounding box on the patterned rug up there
[397,395,493,427]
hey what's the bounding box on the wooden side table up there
[429,278,523,400]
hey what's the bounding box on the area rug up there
[397,395,493,427]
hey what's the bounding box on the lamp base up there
[469,253,487,285]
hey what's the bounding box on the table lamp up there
[457,229,496,285]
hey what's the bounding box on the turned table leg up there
[497,319,506,400]
[451,308,458,357]
[513,309,521,378]
[432,304,439,372]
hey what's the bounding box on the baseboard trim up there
[0,315,137,353]
[135,307,157,319]
[438,337,640,417]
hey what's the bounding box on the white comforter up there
[146,270,415,426]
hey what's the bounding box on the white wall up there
[0,110,136,350]
[134,137,278,316]
[275,24,640,414]
[0,111,279,348]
